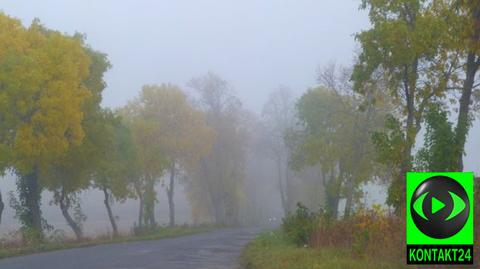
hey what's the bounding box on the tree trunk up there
[58,190,83,241]
[455,54,480,171]
[284,160,293,213]
[455,3,480,171]
[325,190,340,220]
[324,169,341,219]
[102,186,118,237]
[212,193,226,225]
[388,63,418,212]
[144,180,156,227]
[166,162,176,227]
[134,183,144,228]
[343,176,354,219]
[276,158,288,217]
[18,169,43,242]
[138,192,144,228]
[0,190,4,225]
[344,90,374,219]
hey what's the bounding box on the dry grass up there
[310,205,404,262]
[242,230,403,269]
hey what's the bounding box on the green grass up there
[0,225,215,259]
[241,231,403,269]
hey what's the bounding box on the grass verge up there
[241,230,403,269]
[0,225,215,259]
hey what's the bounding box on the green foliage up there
[8,182,53,244]
[91,110,137,201]
[353,0,465,210]
[371,115,406,207]
[289,87,351,218]
[371,115,405,169]
[416,103,456,171]
[290,85,383,218]
[282,203,318,246]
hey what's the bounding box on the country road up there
[0,228,261,269]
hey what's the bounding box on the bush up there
[310,205,404,262]
[282,203,405,262]
[282,202,318,246]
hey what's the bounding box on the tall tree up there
[291,88,351,218]
[120,89,170,228]
[290,82,382,219]
[0,14,91,241]
[353,0,456,209]
[91,110,136,237]
[451,1,480,171]
[38,36,111,241]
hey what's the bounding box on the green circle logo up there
[410,176,469,239]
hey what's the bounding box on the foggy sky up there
[1,0,370,111]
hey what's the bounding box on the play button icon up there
[431,197,445,214]
[410,176,470,239]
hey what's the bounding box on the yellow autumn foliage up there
[0,13,92,175]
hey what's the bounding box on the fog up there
[0,0,370,111]
[1,1,479,237]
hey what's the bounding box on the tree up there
[134,85,212,227]
[0,14,92,241]
[40,44,110,240]
[290,81,382,219]
[186,72,247,225]
[91,110,136,237]
[120,89,170,228]
[290,87,351,218]
[449,1,480,171]
[261,86,296,216]
[353,0,457,209]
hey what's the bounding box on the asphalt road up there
[0,228,261,269]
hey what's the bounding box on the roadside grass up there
[241,231,403,269]
[0,225,215,259]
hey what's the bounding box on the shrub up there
[282,202,318,246]
[310,205,404,262]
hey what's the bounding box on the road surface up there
[0,228,260,269]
